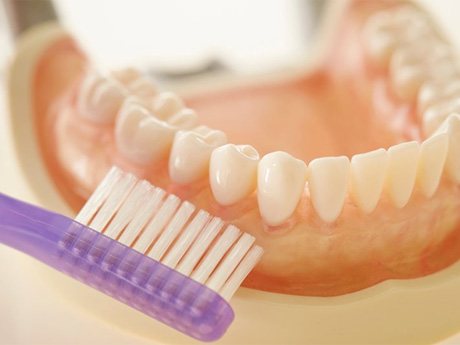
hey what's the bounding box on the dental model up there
[10,0,460,301]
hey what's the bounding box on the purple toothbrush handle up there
[0,193,234,342]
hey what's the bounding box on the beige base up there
[4,18,460,345]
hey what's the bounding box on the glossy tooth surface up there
[152,92,184,120]
[167,108,198,129]
[417,133,449,198]
[350,148,388,214]
[385,141,420,208]
[308,156,350,223]
[423,97,460,136]
[169,127,227,184]
[77,72,126,124]
[257,151,307,226]
[435,113,460,183]
[210,144,259,206]
[127,76,158,99]
[115,100,175,165]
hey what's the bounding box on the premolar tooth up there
[434,113,460,183]
[167,108,198,129]
[417,133,448,198]
[152,92,184,120]
[77,72,126,124]
[257,152,307,226]
[115,100,175,165]
[169,128,227,184]
[350,149,388,214]
[127,76,158,99]
[210,144,259,206]
[308,156,350,223]
[385,141,420,208]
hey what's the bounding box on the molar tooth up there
[167,108,198,129]
[169,128,227,184]
[152,92,184,120]
[362,12,397,67]
[417,133,449,198]
[308,156,350,223]
[350,148,388,214]
[210,144,259,206]
[77,72,126,124]
[434,113,460,183]
[257,152,307,226]
[418,79,460,113]
[127,76,158,99]
[115,101,175,165]
[385,141,420,208]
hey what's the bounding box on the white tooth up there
[77,72,126,124]
[115,101,175,165]
[423,97,460,136]
[169,128,227,184]
[257,151,307,226]
[111,68,142,85]
[152,92,184,120]
[418,79,460,113]
[362,12,396,67]
[417,133,449,198]
[308,156,350,223]
[127,76,158,99]
[167,108,198,129]
[210,144,259,206]
[390,64,425,101]
[385,141,420,208]
[350,148,388,214]
[434,113,460,183]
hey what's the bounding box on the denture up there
[30,0,460,296]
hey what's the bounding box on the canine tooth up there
[258,152,307,226]
[152,92,184,120]
[385,141,420,208]
[210,144,259,206]
[169,128,227,184]
[167,108,198,129]
[423,97,460,136]
[127,76,158,99]
[115,100,175,165]
[417,133,448,198]
[308,156,350,223]
[350,149,388,214]
[434,114,460,183]
[111,68,142,85]
[77,72,126,124]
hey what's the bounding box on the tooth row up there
[363,4,458,102]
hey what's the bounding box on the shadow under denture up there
[31,0,460,296]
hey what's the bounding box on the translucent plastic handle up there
[0,193,234,341]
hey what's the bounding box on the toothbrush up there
[0,166,263,341]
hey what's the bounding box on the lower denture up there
[33,0,460,296]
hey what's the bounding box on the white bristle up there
[117,187,165,246]
[175,217,224,276]
[133,194,180,254]
[219,245,264,301]
[75,166,122,225]
[190,225,240,284]
[80,166,263,301]
[205,233,255,292]
[161,210,210,269]
[147,201,195,261]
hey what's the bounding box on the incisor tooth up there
[77,72,126,124]
[210,144,259,206]
[350,148,388,214]
[257,152,307,226]
[385,141,420,208]
[417,133,448,198]
[169,128,227,184]
[308,156,350,223]
[115,100,175,165]
[152,92,184,120]
[434,113,460,183]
